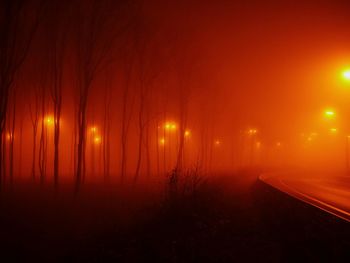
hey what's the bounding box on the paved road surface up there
[260,172,350,222]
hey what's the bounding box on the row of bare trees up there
[0,0,218,191]
[0,0,43,188]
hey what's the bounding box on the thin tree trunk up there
[134,108,144,183]
[19,115,23,178]
[53,107,61,189]
[32,126,37,180]
[9,97,16,185]
[76,98,87,192]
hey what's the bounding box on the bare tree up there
[45,1,70,189]
[29,85,40,180]
[8,90,16,184]
[103,71,112,182]
[74,0,133,191]
[132,12,165,183]
[120,47,136,183]
[38,78,48,184]
[174,47,195,174]
[0,0,42,187]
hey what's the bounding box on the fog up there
[1,0,350,188]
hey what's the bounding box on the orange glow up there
[159,137,165,145]
[184,130,191,137]
[330,128,337,133]
[164,121,177,131]
[93,136,102,145]
[276,142,281,147]
[248,129,257,135]
[214,139,221,146]
[44,115,54,126]
[256,141,261,149]
[6,132,13,141]
[90,126,98,133]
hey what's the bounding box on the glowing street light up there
[324,110,335,118]
[44,115,54,126]
[248,128,258,135]
[6,132,13,141]
[184,130,191,137]
[164,121,177,131]
[159,137,165,145]
[330,128,337,133]
[93,136,102,145]
[343,69,350,81]
[214,139,221,146]
[90,126,98,133]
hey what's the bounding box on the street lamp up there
[90,126,98,133]
[324,110,335,118]
[214,139,221,146]
[164,121,177,131]
[44,115,54,127]
[6,132,13,141]
[159,137,165,146]
[342,69,350,81]
[248,128,258,135]
[93,136,102,145]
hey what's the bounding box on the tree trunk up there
[76,99,87,192]
[53,111,60,189]
[134,111,143,183]
[32,125,37,180]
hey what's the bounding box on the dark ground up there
[1,171,350,262]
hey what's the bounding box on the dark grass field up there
[1,171,350,262]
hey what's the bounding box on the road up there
[260,172,350,222]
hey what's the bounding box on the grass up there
[1,170,350,262]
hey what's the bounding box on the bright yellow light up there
[164,121,177,131]
[325,111,334,116]
[90,126,97,133]
[159,137,165,145]
[45,115,54,126]
[330,128,337,133]
[184,130,190,137]
[93,136,102,145]
[343,69,350,80]
[324,110,335,118]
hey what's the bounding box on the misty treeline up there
[0,0,233,191]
